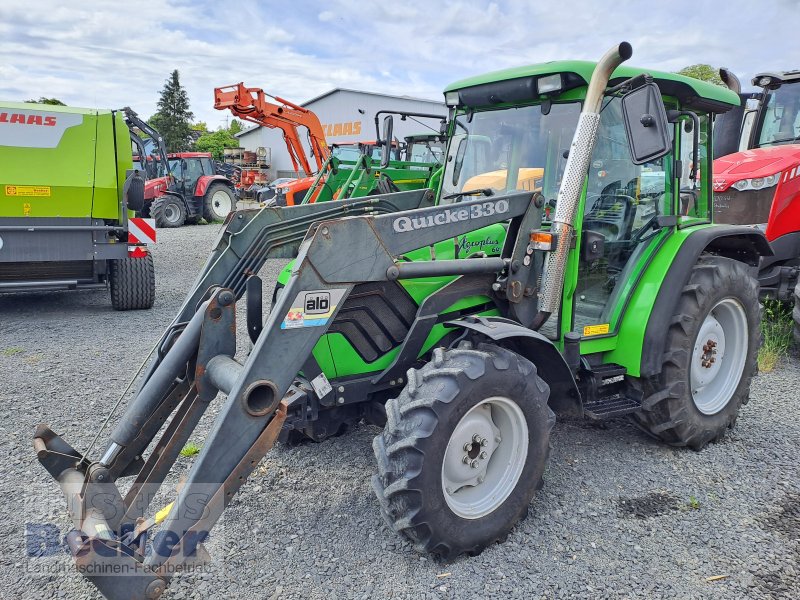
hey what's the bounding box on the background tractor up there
[125,109,237,227]
[0,102,154,310]
[713,68,800,340]
[34,43,770,599]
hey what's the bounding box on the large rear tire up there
[109,255,155,311]
[372,342,554,560]
[793,280,800,346]
[630,256,759,450]
[203,183,236,222]
[150,195,186,228]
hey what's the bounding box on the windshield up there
[441,103,581,203]
[757,83,800,147]
[407,139,445,164]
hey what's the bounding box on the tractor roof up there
[445,60,740,113]
[752,70,800,88]
[1,101,113,115]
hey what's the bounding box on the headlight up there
[536,74,562,95]
[732,173,780,191]
[445,91,460,107]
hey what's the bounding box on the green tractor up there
[34,43,768,599]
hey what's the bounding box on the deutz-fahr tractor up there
[34,43,769,599]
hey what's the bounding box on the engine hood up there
[713,145,800,192]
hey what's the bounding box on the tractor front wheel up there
[109,254,155,311]
[630,256,760,449]
[150,195,186,228]
[372,342,554,559]
[203,184,236,222]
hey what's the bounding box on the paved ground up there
[0,223,798,599]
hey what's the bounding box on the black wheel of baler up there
[793,281,800,347]
[203,183,236,222]
[150,195,186,228]
[372,342,554,560]
[629,256,760,450]
[109,254,155,311]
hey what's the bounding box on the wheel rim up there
[441,396,528,519]
[164,203,180,224]
[690,297,748,415]
[211,190,232,218]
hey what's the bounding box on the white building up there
[235,88,446,179]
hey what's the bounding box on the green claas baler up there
[0,102,155,309]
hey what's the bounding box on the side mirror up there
[621,82,671,165]
[124,169,145,213]
[380,115,394,169]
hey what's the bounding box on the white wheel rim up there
[441,396,528,519]
[164,204,180,223]
[211,190,232,218]
[690,298,748,415]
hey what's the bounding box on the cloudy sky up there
[1,0,798,126]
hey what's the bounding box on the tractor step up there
[580,363,641,419]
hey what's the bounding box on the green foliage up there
[758,298,794,372]
[25,97,66,105]
[676,65,725,87]
[688,496,700,510]
[195,129,239,160]
[191,121,209,132]
[229,119,243,135]
[180,442,201,457]
[1,347,24,356]
[150,70,194,152]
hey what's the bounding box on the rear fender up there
[639,225,771,377]
[449,316,583,416]
[195,175,233,198]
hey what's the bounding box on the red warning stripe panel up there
[128,217,156,245]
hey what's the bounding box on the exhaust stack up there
[538,42,633,317]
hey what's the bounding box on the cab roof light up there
[536,74,563,95]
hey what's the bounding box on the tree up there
[149,70,194,152]
[677,64,725,87]
[25,97,66,105]
[229,119,243,135]
[191,121,209,133]
[194,129,239,160]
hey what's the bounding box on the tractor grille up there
[714,188,774,225]
[0,261,95,282]
[328,281,418,363]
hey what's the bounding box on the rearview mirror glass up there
[621,82,671,165]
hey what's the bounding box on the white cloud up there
[1,0,798,127]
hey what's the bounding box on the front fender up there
[448,316,583,416]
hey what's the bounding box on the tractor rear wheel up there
[630,256,759,450]
[793,281,800,346]
[372,342,554,559]
[150,195,186,228]
[203,183,236,222]
[109,254,155,311]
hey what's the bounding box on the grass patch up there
[758,299,794,373]
[688,495,701,510]
[1,347,24,357]
[180,442,202,457]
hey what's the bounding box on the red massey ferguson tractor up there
[712,69,800,340]
[125,109,237,227]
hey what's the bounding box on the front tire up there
[630,256,760,449]
[793,280,800,346]
[109,255,155,311]
[203,183,236,222]
[150,195,186,228]
[372,342,554,560]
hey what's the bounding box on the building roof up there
[301,87,444,107]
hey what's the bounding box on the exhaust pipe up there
[719,67,742,94]
[538,42,633,317]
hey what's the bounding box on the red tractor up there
[125,109,237,227]
[713,69,800,340]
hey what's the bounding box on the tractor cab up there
[166,152,217,198]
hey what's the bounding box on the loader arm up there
[214,83,329,176]
[33,191,537,599]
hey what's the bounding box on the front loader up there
[34,43,770,599]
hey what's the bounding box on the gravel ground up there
[1,223,798,599]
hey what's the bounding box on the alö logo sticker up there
[392,199,510,233]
